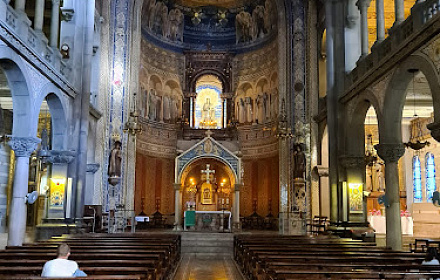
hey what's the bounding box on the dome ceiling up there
[142,0,277,53]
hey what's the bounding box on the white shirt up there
[41,258,79,278]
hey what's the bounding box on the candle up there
[226,198,229,205]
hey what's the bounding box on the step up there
[182,240,233,247]
[182,253,233,259]
[182,246,232,254]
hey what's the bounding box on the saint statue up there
[293,143,306,179]
[108,141,122,178]
[202,98,212,122]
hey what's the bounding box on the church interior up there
[2,0,440,278]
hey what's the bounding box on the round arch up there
[382,54,440,143]
[177,155,238,186]
[346,90,382,155]
[0,52,32,137]
[179,156,238,188]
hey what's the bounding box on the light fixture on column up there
[404,69,430,151]
[123,93,143,136]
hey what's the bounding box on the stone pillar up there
[278,137,291,234]
[375,0,385,43]
[375,143,405,250]
[232,183,241,231]
[34,0,45,32]
[393,0,405,27]
[427,122,440,143]
[357,0,372,57]
[49,0,61,48]
[15,0,26,13]
[7,137,40,246]
[174,183,182,230]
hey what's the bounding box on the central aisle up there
[173,232,244,280]
[174,254,244,280]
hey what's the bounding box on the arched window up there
[425,153,436,203]
[413,156,422,203]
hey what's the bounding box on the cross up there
[201,164,215,184]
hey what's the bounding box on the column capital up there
[339,155,366,168]
[356,0,372,9]
[374,143,405,163]
[47,150,76,164]
[174,183,182,191]
[86,163,100,173]
[427,122,440,143]
[8,137,40,157]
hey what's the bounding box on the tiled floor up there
[173,254,245,280]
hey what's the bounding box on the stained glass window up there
[413,156,422,203]
[425,153,436,203]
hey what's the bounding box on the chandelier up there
[123,93,143,136]
[403,69,430,151]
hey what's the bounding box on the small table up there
[184,210,232,231]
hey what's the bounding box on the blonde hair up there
[57,243,70,257]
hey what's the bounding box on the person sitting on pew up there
[41,243,87,278]
[422,247,440,266]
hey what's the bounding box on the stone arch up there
[35,84,69,151]
[256,77,270,93]
[0,54,32,137]
[346,90,382,155]
[382,53,440,143]
[149,74,163,93]
[179,156,238,188]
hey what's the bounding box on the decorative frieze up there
[46,150,75,164]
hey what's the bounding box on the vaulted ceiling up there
[173,0,247,8]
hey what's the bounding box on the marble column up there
[357,0,372,57]
[49,0,60,48]
[232,184,241,231]
[174,183,183,230]
[375,0,385,43]
[375,143,405,250]
[34,0,45,32]
[7,137,40,246]
[14,0,26,13]
[393,0,405,26]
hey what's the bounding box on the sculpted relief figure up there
[256,94,265,124]
[264,0,274,32]
[236,11,252,43]
[245,97,253,123]
[168,8,184,42]
[108,141,122,178]
[252,5,266,41]
[293,144,306,180]
[148,91,157,121]
[264,93,270,121]
[147,0,157,29]
[238,98,245,123]
[159,3,169,38]
[163,96,171,122]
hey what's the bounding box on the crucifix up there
[201,164,215,184]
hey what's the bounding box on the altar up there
[184,210,232,232]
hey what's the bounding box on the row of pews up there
[0,233,181,280]
[234,235,440,280]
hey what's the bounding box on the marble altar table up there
[184,210,231,231]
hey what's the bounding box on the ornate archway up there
[174,134,242,231]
